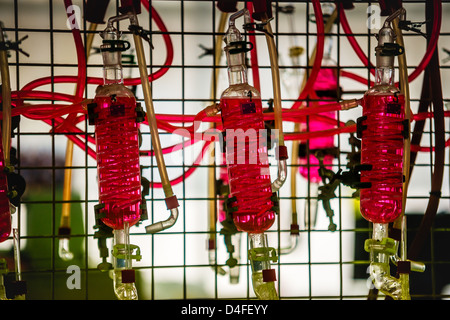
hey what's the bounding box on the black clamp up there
[93,203,114,271]
[346,130,361,169]
[228,40,253,55]
[378,42,404,56]
[7,280,27,298]
[243,19,274,38]
[5,168,26,207]
[270,192,280,215]
[4,148,26,208]
[224,195,238,217]
[101,39,130,52]
[429,190,442,199]
[263,99,275,150]
[356,115,367,139]
[220,129,227,154]
[315,150,338,231]
[216,178,229,199]
[220,195,239,268]
[136,171,150,226]
[337,164,373,191]
[87,102,98,125]
[402,119,410,139]
[398,20,428,37]
[128,25,154,49]
[135,102,146,123]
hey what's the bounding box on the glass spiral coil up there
[220,95,275,234]
[360,92,405,223]
[93,87,142,230]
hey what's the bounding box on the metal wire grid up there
[0,0,448,300]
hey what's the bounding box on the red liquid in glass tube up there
[94,92,141,230]
[0,141,11,243]
[221,96,275,233]
[359,92,405,223]
[298,68,337,183]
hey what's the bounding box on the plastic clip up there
[112,243,142,261]
[248,246,278,263]
[364,237,397,256]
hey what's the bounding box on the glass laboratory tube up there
[248,233,278,300]
[220,12,275,234]
[93,26,142,230]
[359,27,405,224]
[112,222,138,300]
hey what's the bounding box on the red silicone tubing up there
[149,140,213,188]
[338,1,441,85]
[291,0,324,109]
[20,3,173,92]
[341,70,374,87]
[285,122,356,141]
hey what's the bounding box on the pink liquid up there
[0,137,11,243]
[298,67,337,183]
[360,93,405,223]
[220,96,275,233]
[94,94,141,230]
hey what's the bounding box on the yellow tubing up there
[131,18,173,198]
[0,24,12,168]
[262,19,285,147]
